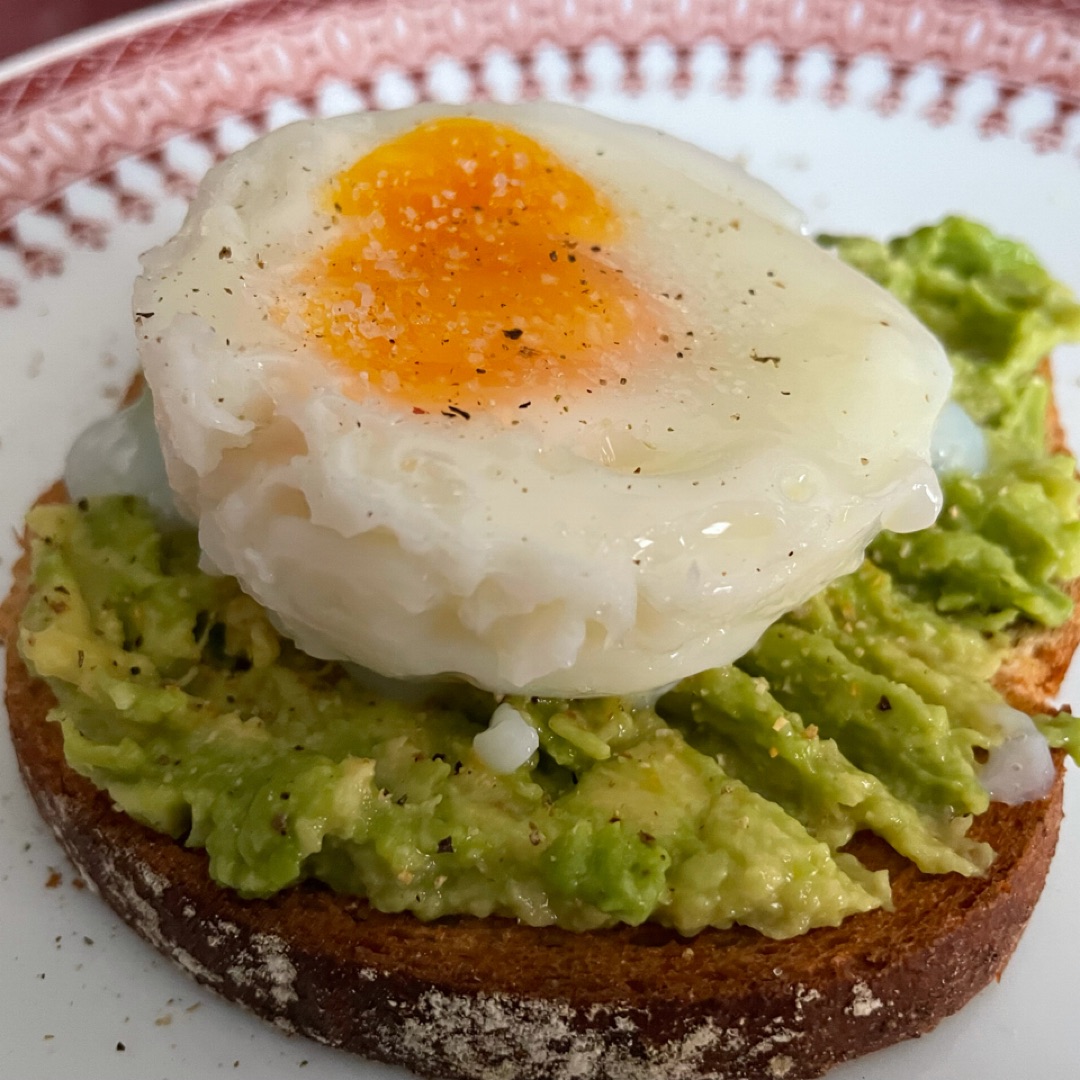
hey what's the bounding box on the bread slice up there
[0,475,1072,1080]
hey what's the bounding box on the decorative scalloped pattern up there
[1,0,1079,306]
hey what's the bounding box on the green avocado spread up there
[18,218,1080,939]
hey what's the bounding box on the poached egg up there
[132,103,950,697]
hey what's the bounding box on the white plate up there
[2,1,1080,1077]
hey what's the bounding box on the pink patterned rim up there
[2,0,1080,308]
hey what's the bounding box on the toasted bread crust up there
[994,382,1080,713]
[0,487,1069,1080]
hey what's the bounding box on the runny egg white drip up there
[930,401,988,477]
[65,390,181,521]
[976,703,1055,804]
[135,102,950,697]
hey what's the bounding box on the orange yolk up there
[297,117,655,413]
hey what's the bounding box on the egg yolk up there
[298,117,656,413]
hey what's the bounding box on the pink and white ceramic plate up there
[2,1,1080,1077]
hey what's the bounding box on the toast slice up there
[0,479,1072,1080]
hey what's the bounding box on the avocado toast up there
[5,219,1080,1078]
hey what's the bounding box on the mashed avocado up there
[17,218,1080,939]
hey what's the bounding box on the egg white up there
[135,102,949,696]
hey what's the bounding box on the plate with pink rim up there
[3,1,1080,1077]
